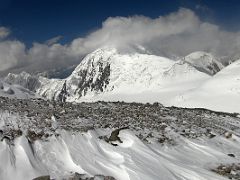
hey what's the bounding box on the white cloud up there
[69,8,240,58]
[0,41,26,71]
[0,27,10,39]
[69,8,200,55]
[1,8,240,74]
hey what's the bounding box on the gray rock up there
[0,82,3,89]
[32,175,50,180]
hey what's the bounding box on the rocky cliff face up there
[73,61,111,97]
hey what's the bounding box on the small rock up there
[0,82,3,89]
[209,133,216,138]
[228,154,235,158]
[224,132,232,139]
[108,127,128,143]
[32,175,50,180]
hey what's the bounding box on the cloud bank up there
[1,8,240,75]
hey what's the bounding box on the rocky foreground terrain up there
[0,96,240,180]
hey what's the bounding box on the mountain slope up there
[5,71,41,91]
[31,47,209,103]
[0,78,36,99]
[66,47,176,96]
[173,59,240,113]
[70,48,210,103]
[183,51,224,75]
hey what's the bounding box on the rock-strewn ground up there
[0,96,240,179]
[0,97,239,142]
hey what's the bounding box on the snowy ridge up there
[163,60,207,80]
[183,51,224,75]
[5,71,41,91]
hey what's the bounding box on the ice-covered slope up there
[5,71,41,91]
[184,51,224,75]
[173,59,240,113]
[4,71,65,101]
[0,78,36,99]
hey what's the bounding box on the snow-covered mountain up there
[4,47,240,113]
[4,47,210,101]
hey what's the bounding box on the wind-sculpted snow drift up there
[0,98,240,180]
[2,129,240,180]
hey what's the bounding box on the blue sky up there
[0,0,239,46]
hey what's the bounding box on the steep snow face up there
[0,79,36,99]
[184,51,224,75]
[173,59,240,113]
[35,77,65,101]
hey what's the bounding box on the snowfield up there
[173,59,240,113]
